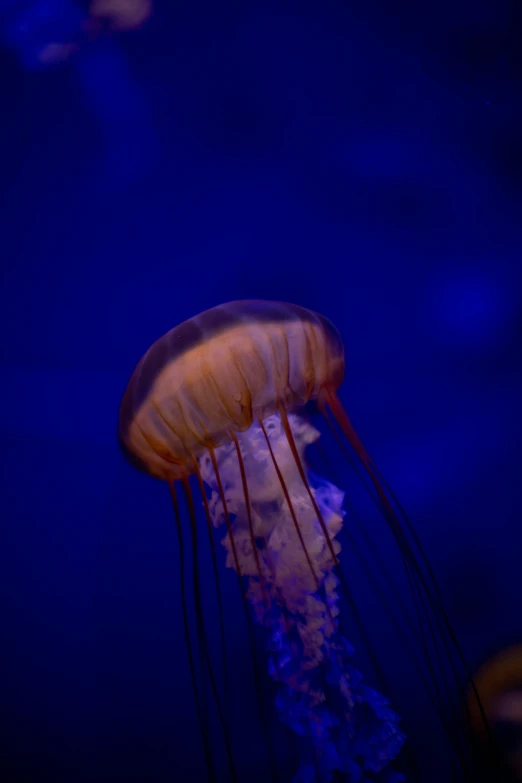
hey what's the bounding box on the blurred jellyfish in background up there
[0,0,156,183]
[118,299,501,783]
[470,645,522,782]
[1,0,85,68]
[88,0,152,32]
[1,0,152,67]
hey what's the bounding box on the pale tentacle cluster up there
[199,413,405,782]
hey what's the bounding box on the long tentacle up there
[320,388,503,775]
[169,481,216,783]
[192,457,231,735]
[258,416,336,633]
[181,475,238,782]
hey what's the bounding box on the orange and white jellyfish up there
[118,300,491,783]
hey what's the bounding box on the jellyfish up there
[1,0,152,67]
[118,300,493,782]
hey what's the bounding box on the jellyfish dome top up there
[118,301,490,783]
[118,300,344,481]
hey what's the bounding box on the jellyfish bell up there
[118,300,496,783]
[118,300,344,482]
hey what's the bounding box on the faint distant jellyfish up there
[118,301,487,783]
[1,0,153,68]
[88,0,152,32]
[469,645,522,781]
